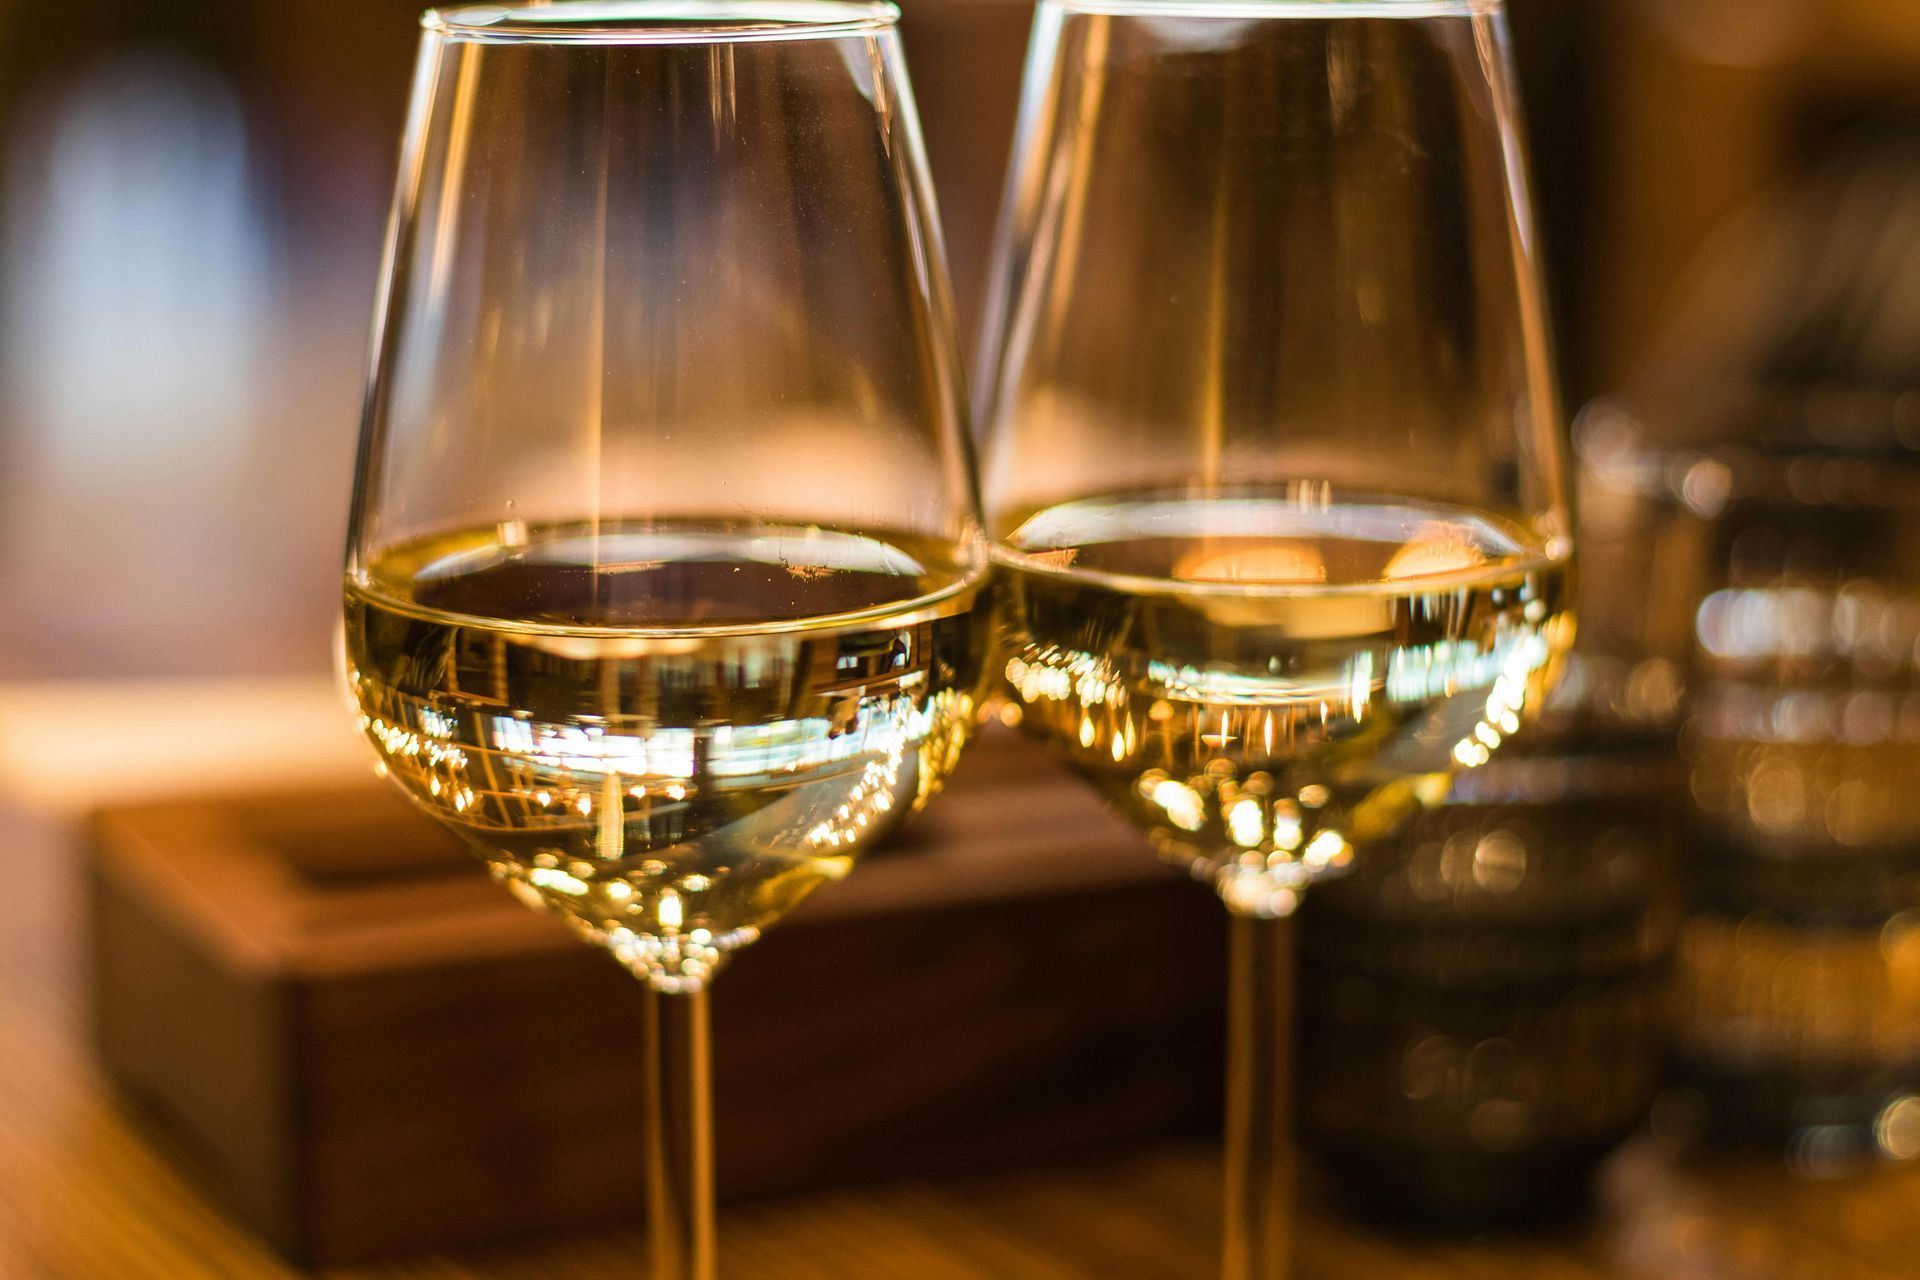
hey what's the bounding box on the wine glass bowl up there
[980,0,1575,917]
[997,487,1570,916]
[343,0,989,993]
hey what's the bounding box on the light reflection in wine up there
[349,663,974,989]
[1000,605,1567,914]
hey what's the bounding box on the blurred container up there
[1601,129,1920,1171]
[1296,437,1700,1225]
[1297,661,1681,1226]
[1666,442,1920,1169]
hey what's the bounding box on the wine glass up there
[341,4,990,1276]
[975,0,1574,1273]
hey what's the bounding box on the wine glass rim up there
[1040,0,1497,17]
[426,1,900,44]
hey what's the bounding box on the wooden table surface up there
[4,804,1918,1280]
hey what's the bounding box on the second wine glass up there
[975,1,1575,1274]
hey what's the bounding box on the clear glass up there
[975,1,1574,1274]
[341,4,990,1276]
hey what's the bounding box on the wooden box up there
[88,727,1226,1265]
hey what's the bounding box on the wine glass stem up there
[645,986,716,1280]
[1222,912,1295,1280]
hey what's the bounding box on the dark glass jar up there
[1297,658,1682,1226]
[1666,444,1920,1170]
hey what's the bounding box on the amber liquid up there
[344,520,993,989]
[996,491,1574,913]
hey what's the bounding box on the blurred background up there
[0,0,1906,687]
[8,0,1920,1276]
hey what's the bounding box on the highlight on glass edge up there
[339,3,989,1275]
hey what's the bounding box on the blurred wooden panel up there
[89,726,1229,1265]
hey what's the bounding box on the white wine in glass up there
[342,4,990,1276]
[976,1,1576,1274]
[348,520,988,988]
[999,490,1569,915]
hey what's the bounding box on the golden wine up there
[344,520,993,989]
[997,492,1573,915]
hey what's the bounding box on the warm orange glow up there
[1383,530,1489,581]
[1176,542,1327,585]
